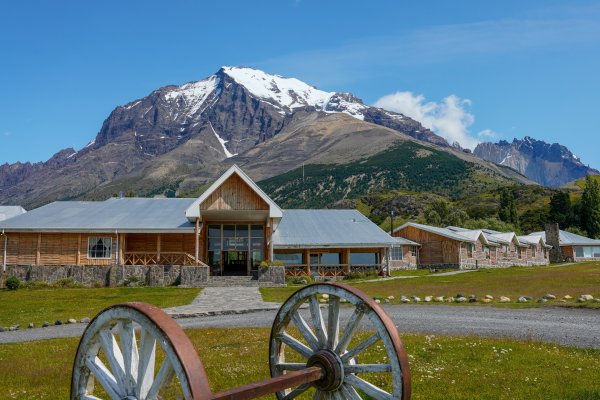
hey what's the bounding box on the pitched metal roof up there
[531,230,600,246]
[0,206,26,222]
[0,198,196,233]
[393,237,421,247]
[395,222,477,243]
[273,209,397,248]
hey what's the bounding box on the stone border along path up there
[163,286,282,318]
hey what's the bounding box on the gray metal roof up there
[0,198,196,233]
[531,230,600,246]
[395,222,477,243]
[273,210,397,248]
[393,237,421,247]
[0,206,26,222]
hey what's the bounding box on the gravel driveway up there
[1,305,598,348]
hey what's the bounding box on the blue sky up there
[1,0,599,168]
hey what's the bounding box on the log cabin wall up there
[395,226,459,267]
[200,173,269,211]
[1,232,118,266]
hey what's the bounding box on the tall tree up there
[580,176,600,238]
[549,191,573,228]
[498,188,519,228]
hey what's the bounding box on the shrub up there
[286,275,313,285]
[122,275,146,287]
[23,281,51,289]
[343,272,379,281]
[6,276,20,290]
[53,278,83,288]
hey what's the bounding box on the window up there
[544,248,548,258]
[350,252,379,265]
[274,253,304,264]
[411,246,418,257]
[517,247,523,259]
[466,243,474,258]
[391,247,403,261]
[503,245,509,256]
[532,246,536,257]
[576,246,600,258]
[484,246,491,259]
[88,237,112,259]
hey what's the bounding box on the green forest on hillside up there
[259,142,600,236]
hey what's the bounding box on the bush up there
[286,275,313,285]
[6,276,20,290]
[23,281,51,289]
[122,275,146,287]
[343,272,379,281]
[53,278,83,288]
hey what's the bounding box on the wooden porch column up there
[343,249,350,274]
[304,249,310,275]
[76,234,82,265]
[157,234,162,265]
[36,233,41,265]
[118,234,125,265]
[194,218,200,266]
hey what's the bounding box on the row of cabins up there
[1,165,598,285]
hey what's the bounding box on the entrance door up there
[223,250,248,276]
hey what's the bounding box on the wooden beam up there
[194,218,200,266]
[157,234,162,264]
[36,233,41,266]
[77,234,82,265]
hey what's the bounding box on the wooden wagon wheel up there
[70,302,211,400]
[269,282,411,400]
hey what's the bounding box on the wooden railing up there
[284,264,310,276]
[283,264,383,277]
[123,252,197,266]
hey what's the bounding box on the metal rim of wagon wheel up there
[70,302,212,400]
[269,282,411,400]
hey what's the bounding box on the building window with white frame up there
[88,237,113,259]
[411,246,418,257]
[391,246,403,261]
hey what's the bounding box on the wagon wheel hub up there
[306,349,344,391]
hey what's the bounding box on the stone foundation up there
[1,264,209,288]
[258,265,285,285]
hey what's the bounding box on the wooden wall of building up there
[395,226,459,265]
[125,233,195,254]
[200,173,269,211]
[1,233,118,266]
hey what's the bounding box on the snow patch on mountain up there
[164,74,220,115]
[209,122,236,158]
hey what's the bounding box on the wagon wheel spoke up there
[327,296,340,350]
[98,330,126,389]
[276,362,307,371]
[291,310,320,350]
[345,363,392,373]
[341,332,380,363]
[340,383,362,400]
[146,359,175,398]
[118,320,139,392]
[278,332,314,358]
[281,383,311,399]
[136,328,157,398]
[85,356,124,400]
[345,374,393,400]
[334,306,365,354]
[309,295,328,345]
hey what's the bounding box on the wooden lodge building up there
[0,165,417,285]
[392,222,551,269]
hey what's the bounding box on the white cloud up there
[374,91,484,149]
[478,129,498,139]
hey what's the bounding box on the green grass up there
[0,287,200,327]
[0,328,598,399]
[261,263,600,307]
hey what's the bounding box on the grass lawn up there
[262,262,600,308]
[0,287,200,327]
[0,328,598,399]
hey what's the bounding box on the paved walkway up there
[163,286,282,318]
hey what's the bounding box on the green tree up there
[498,188,519,228]
[549,191,573,229]
[580,176,600,238]
[425,199,468,227]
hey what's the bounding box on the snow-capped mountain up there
[474,136,598,187]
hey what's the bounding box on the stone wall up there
[1,264,209,288]
[258,265,285,284]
